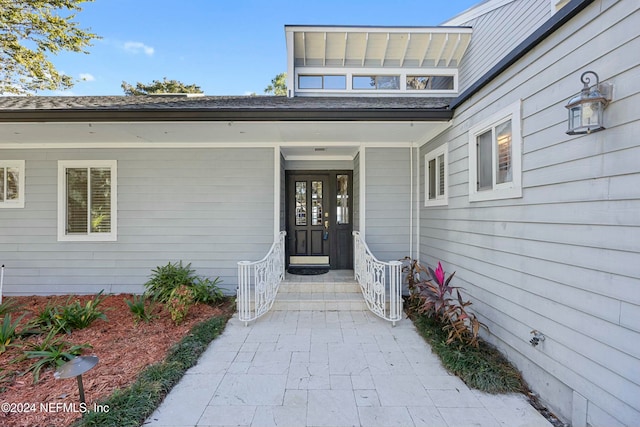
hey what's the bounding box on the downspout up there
[274,145,281,239]
[409,146,413,260]
[415,145,420,262]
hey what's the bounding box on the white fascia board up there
[285,25,473,34]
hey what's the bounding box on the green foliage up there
[23,332,92,383]
[144,261,223,305]
[413,314,525,393]
[0,298,22,317]
[72,315,229,427]
[144,261,196,303]
[0,0,99,94]
[125,295,153,324]
[191,277,224,305]
[264,72,287,95]
[57,292,107,332]
[166,285,195,325]
[33,292,107,333]
[33,301,67,333]
[0,313,24,353]
[121,77,203,95]
[403,258,487,347]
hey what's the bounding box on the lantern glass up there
[565,71,609,135]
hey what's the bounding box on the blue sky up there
[51,0,480,96]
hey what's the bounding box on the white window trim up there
[295,67,458,95]
[468,100,522,202]
[424,143,448,207]
[0,160,25,208]
[57,160,117,242]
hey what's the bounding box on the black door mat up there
[287,266,330,275]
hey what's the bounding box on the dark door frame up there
[285,170,353,270]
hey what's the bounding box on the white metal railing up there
[353,231,403,325]
[237,231,286,325]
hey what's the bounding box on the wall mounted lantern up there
[565,71,612,135]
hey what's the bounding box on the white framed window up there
[425,143,448,207]
[468,101,522,202]
[0,160,25,208]
[57,160,117,241]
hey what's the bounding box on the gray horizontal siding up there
[420,1,640,426]
[457,0,551,92]
[365,147,411,262]
[0,147,275,295]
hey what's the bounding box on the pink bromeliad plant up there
[402,258,487,347]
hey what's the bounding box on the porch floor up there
[146,309,552,427]
[275,270,367,311]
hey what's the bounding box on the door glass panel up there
[337,175,349,224]
[311,181,323,226]
[295,181,307,226]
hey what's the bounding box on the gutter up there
[0,108,453,123]
[450,0,595,110]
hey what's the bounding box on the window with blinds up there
[0,161,25,208]
[468,101,522,202]
[425,143,448,207]
[58,161,117,241]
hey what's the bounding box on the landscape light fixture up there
[565,71,612,135]
[55,355,99,404]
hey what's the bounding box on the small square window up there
[468,101,522,202]
[0,160,25,208]
[58,160,117,241]
[425,144,448,207]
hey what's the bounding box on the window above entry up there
[286,26,471,97]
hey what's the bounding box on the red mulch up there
[0,294,234,427]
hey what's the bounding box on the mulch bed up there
[0,294,234,427]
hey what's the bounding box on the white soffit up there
[288,26,472,68]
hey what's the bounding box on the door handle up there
[324,220,329,229]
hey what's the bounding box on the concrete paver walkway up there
[146,310,551,427]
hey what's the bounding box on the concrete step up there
[272,291,367,311]
[275,278,366,311]
[279,281,360,294]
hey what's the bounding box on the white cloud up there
[79,73,95,82]
[123,41,155,56]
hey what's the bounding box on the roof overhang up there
[0,107,452,123]
[286,25,472,69]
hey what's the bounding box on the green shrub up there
[166,285,195,325]
[33,301,65,333]
[403,258,486,347]
[23,332,92,383]
[125,295,153,324]
[144,261,223,305]
[57,292,107,332]
[413,313,525,393]
[144,261,196,303]
[191,277,224,305]
[0,313,24,353]
[33,292,107,334]
[0,299,22,317]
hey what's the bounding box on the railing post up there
[236,231,287,326]
[388,261,403,327]
[352,231,403,325]
[238,261,251,326]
